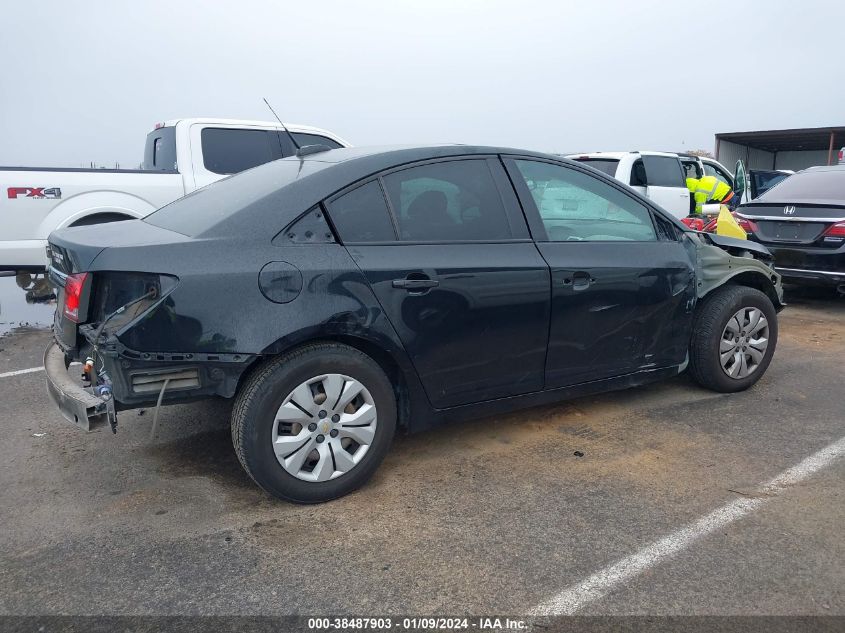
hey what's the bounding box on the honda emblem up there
[783,205,796,215]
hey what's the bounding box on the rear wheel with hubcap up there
[232,343,396,503]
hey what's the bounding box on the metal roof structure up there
[716,126,845,163]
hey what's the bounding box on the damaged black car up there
[45,145,785,503]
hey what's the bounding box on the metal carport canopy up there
[716,126,845,165]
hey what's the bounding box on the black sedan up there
[735,165,845,291]
[45,145,784,503]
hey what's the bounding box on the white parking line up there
[530,435,845,616]
[0,366,44,379]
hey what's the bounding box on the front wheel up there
[688,285,778,393]
[231,343,397,503]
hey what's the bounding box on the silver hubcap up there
[720,307,769,379]
[272,373,378,482]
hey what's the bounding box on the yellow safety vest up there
[686,176,733,214]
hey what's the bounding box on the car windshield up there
[572,158,619,177]
[145,157,332,236]
[758,169,845,202]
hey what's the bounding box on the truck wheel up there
[689,285,778,393]
[231,343,397,503]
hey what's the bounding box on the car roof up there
[565,152,627,160]
[146,144,574,239]
[289,144,570,169]
[802,164,845,173]
[566,150,683,160]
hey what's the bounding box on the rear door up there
[505,157,695,387]
[327,157,551,408]
[630,153,690,219]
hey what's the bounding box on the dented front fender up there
[688,233,785,307]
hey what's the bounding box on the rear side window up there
[573,158,619,177]
[514,160,656,242]
[142,127,177,171]
[293,132,343,149]
[201,128,277,175]
[641,155,685,187]
[382,160,513,242]
[328,181,396,243]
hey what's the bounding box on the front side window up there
[514,160,657,242]
[382,160,513,242]
[201,128,276,175]
[328,180,396,243]
[641,155,685,187]
[703,163,731,187]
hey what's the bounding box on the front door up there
[505,158,695,387]
[327,157,551,409]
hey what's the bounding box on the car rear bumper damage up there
[44,340,113,431]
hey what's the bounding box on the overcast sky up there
[2,0,843,168]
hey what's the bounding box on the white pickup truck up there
[1,118,349,270]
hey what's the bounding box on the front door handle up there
[392,277,439,292]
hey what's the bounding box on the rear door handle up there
[392,278,439,291]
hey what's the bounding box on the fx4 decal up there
[7,187,62,199]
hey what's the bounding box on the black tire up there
[688,285,778,393]
[231,342,397,503]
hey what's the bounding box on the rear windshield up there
[142,127,177,172]
[572,158,619,177]
[145,157,332,236]
[759,169,844,202]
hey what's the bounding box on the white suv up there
[566,151,693,219]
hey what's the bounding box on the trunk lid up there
[48,219,189,351]
[737,202,845,247]
[48,219,190,273]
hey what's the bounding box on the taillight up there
[681,217,705,230]
[736,217,758,233]
[823,221,845,238]
[700,214,755,234]
[63,272,88,323]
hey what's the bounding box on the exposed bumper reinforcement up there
[44,341,110,431]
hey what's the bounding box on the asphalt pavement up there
[0,285,842,619]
